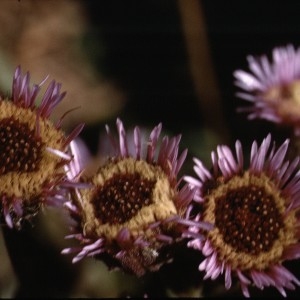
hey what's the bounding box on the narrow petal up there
[224,265,232,290]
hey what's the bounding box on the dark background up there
[83,0,300,153]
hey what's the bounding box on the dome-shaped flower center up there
[0,117,43,175]
[264,80,300,104]
[92,172,156,224]
[214,185,283,255]
[263,80,300,121]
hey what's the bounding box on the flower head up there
[184,134,300,297]
[62,118,210,276]
[0,66,84,229]
[234,44,300,135]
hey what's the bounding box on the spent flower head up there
[0,66,84,229]
[234,44,300,135]
[184,134,300,297]
[62,118,210,276]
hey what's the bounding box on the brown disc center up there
[214,184,283,255]
[92,172,156,225]
[0,117,43,175]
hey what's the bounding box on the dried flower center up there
[0,117,43,175]
[203,172,298,270]
[214,185,283,255]
[92,172,156,225]
[81,157,177,240]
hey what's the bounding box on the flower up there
[62,118,211,276]
[184,134,300,297]
[234,44,300,135]
[0,66,84,229]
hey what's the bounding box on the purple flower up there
[234,44,300,135]
[184,134,300,297]
[62,118,210,276]
[0,66,84,229]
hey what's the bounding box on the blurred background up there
[1,0,300,297]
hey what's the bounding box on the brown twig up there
[177,0,230,144]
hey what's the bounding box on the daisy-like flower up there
[0,66,84,229]
[184,134,300,297]
[62,118,211,276]
[234,44,300,135]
